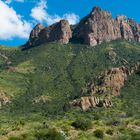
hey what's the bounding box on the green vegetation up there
[71,118,92,130]
[35,128,65,140]
[0,40,140,139]
[94,129,104,139]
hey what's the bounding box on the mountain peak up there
[23,6,140,49]
[23,20,72,49]
[92,6,102,12]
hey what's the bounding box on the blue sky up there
[0,0,140,46]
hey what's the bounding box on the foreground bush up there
[35,128,65,140]
[72,118,92,130]
[94,129,104,138]
[106,128,114,135]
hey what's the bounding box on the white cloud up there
[0,0,32,40]
[63,13,79,25]
[31,0,79,25]
[30,0,48,23]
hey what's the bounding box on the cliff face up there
[24,6,140,48]
[24,20,72,48]
[73,7,121,46]
[73,7,140,46]
[117,16,140,42]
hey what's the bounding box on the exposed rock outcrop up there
[0,91,10,108]
[24,7,140,48]
[70,61,140,111]
[70,96,112,111]
[73,7,121,46]
[128,61,140,75]
[116,16,140,42]
[27,23,45,47]
[33,95,52,104]
[73,7,140,46]
[88,67,127,96]
[24,20,72,49]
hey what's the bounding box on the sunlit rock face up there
[73,7,121,46]
[24,6,140,48]
[73,7,140,46]
[24,20,72,48]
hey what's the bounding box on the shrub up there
[19,120,25,126]
[94,114,100,120]
[35,128,65,140]
[106,128,114,135]
[8,137,21,140]
[94,129,104,139]
[71,118,92,130]
[131,132,140,140]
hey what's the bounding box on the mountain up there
[0,6,140,140]
[23,7,140,49]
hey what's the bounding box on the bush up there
[71,118,92,130]
[131,132,140,140]
[94,129,104,138]
[8,137,21,140]
[106,128,113,135]
[35,128,65,140]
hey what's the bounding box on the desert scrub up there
[94,129,104,139]
[8,137,21,140]
[106,128,114,135]
[71,118,92,130]
[35,128,65,140]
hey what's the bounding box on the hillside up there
[0,40,140,140]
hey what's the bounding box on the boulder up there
[80,97,91,111]
[0,91,10,108]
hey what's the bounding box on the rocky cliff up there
[23,6,140,48]
[73,7,140,46]
[23,20,72,49]
[73,7,121,46]
[70,61,140,111]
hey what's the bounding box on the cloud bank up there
[0,0,32,40]
[31,0,79,25]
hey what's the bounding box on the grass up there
[0,40,140,139]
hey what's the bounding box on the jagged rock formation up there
[23,20,72,49]
[88,61,140,97]
[73,7,121,46]
[71,61,140,111]
[24,7,140,48]
[92,67,128,96]
[70,96,112,111]
[117,16,140,42]
[26,23,45,47]
[73,7,140,46]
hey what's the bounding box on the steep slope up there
[0,40,140,140]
